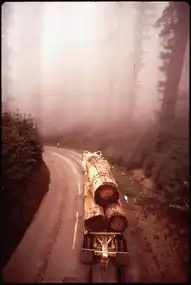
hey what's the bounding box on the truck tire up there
[80,250,94,265]
[115,235,129,267]
[115,253,129,267]
[83,234,91,248]
[80,234,94,265]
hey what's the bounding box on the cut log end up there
[95,185,119,207]
[104,202,128,232]
[84,188,106,232]
[107,215,128,232]
[84,215,106,232]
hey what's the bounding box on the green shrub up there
[2,111,43,198]
[131,119,189,200]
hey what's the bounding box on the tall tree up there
[2,2,15,111]
[155,2,189,124]
[18,2,43,127]
[99,2,122,125]
[128,2,157,122]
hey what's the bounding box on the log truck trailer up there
[80,151,129,282]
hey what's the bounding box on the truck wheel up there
[80,234,94,265]
[80,250,94,265]
[115,253,129,267]
[115,235,129,267]
[83,234,92,249]
[116,235,128,252]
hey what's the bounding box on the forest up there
[47,2,189,206]
[2,1,189,280]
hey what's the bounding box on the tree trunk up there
[160,3,189,124]
[128,3,146,121]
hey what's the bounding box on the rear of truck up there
[80,151,129,282]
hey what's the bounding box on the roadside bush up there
[131,118,189,201]
[1,110,45,266]
[106,117,188,203]
[2,111,43,210]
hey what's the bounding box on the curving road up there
[3,147,85,282]
[3,147,121,283]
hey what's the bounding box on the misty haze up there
[2,2,189,283]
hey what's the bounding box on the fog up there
[2,2,189,138]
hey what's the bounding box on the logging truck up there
[80,151,129,282]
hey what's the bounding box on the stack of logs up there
[83,150,128,233]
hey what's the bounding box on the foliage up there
[128,117,188,202]
[155,2,189,123]
[1,110,48,267]
[2,111,43,198]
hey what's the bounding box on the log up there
[94,184,119,207]
[83,151,119,206]
[84,185,106,232]
[104,201,128,233]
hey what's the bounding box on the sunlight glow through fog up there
[2,1,188,131]
[43,2,100,60]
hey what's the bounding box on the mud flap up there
[80,250,94,265]
[115,252,129,267]
[115,235,129,267]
